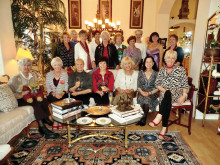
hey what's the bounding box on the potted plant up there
[11,0,67,76]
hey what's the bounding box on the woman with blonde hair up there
[95,31,119,69]
[54,31,74,74]
[46,57,68,103]
[70,30,79,47]
[114,56,138,97]
[149,50,188,140]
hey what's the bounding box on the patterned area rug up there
[11,129,200,165]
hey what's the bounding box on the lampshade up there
[15,48,34,61]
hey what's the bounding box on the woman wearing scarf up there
[162,34,184,66]
[74,30,96,70]
[123,35,142,70]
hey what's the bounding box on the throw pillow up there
[0,84,18,112]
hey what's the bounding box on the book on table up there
[51,106,81,115]
[51,99,82,110]
[108,113,143,125]
[52,109,81,119]
[110,105,140,118]
[172,100,191,106]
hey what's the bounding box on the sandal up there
[149,120,161,127]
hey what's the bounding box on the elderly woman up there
[135,30,147,60]
[46,57,68,103]
[92,57,114,105]
[149,50,188,140]
[123,36,142,70]
[114,33,127,64]
[75,30,96,70]
[137,56,159,126]
[163,34,184,66]
[69,58,93,104]
[70,30,78,47]
[95,31,119,69]
[54,31,74,74]
[114,57,138,97]
[8,58,55,135]
[146,32,164,70]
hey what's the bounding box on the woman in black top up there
[55,31,74,74]
[95,31,119,69]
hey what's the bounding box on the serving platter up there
[86,106,110,115]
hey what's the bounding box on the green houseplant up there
[11,0,67,75]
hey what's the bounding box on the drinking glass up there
[109,92,113,106]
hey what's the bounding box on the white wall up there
[63,0,158,44]
[0,0,18,77]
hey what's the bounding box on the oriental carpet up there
[10,129,200,165]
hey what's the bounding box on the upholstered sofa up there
[0,79,35,144]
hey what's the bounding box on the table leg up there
[67,121,71,148]
[125,125,128,153]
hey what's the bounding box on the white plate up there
[77,117,93,125]
[95,117,111,125]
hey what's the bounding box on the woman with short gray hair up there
[8,58,56,136]
[95,31,119,69]
[46,57,68,103]
[149,50,188,140]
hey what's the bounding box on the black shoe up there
[43,118,53,126]
[39,125,54,135]
[139,116,147,126]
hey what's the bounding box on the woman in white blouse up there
[114,57,138,97]
[74,30,96,70]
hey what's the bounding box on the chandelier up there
[85,19,121,32]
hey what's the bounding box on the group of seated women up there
[8,48,188,140]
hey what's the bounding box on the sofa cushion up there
[0,144,11,160]
[0,84,18,112]
[0,106,35,144]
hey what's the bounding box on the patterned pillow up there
[0,84,18,112]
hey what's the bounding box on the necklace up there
[166,64,174,69]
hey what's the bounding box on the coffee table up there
[53,107,142,151]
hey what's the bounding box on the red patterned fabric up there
[92,68,114,93]
[80,41,92,69]
[103,46,108,58]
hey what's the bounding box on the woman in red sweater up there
[92,57,114,105]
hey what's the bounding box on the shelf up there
[201,74,220,79]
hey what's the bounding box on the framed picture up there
[99,0,112,22]
[159,38,167,49]
[69,0,81,29]
[130,0,144,29]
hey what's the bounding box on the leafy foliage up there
[11,0,67,75]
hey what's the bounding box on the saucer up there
[77,117,93,125]
[95,117,111,125]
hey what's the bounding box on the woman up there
[114,57,138,97]
[46,57,68,103]
[163,34,184,66]
[70,30,78,47]
[54,31,74,74]
[146,32,164,70]
[8,58,55,135]
[149,50,188,140]
[135,30,147,60]
[95,31,119,69]
[75,30,96,70]
[137,56,159,126]
[92,57,114,105]
[123,36,142,70]
[89,30,101,57]
[114,33,127,64]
